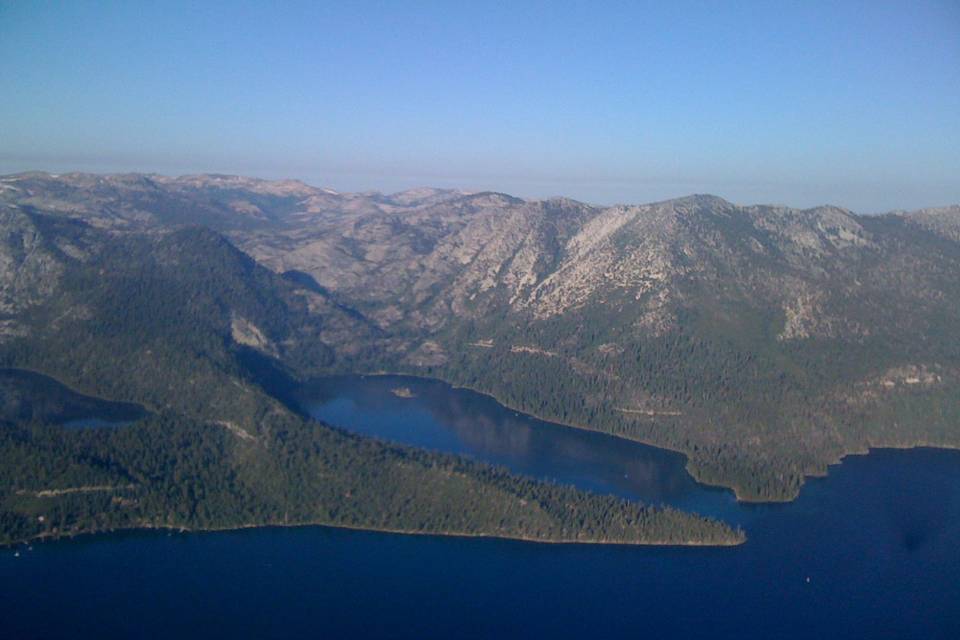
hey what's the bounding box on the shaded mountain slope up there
[0,213,739,545]
[3,172,959,500]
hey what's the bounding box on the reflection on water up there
[295,375,743,522]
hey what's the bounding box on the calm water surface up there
[2,374,959,639]
[0,368,146,428]
[296,375,746,524]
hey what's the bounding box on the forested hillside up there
[2,172,959,502]
[0,206,740,546]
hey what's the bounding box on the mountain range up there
[1,171,958,519]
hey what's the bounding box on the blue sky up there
[1,1,958,211]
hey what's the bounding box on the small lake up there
[0,368,146,429]
[2,374,959,639]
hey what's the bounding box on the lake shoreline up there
[6,441,958,640]
[352,369,960,504]
[5,517,746,550]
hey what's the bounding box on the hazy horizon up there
[3,163,959,214]
[2,1,958,212]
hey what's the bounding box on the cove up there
[2,374,959,638]
[294,374,749,525]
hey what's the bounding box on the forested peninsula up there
[2,172,959,542]
[0,216,740,546]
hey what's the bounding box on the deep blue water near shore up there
[2,375,959,639]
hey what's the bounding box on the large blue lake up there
[2,374,959,639]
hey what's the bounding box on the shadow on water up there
[233,346,305,413]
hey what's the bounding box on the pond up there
[0,368,146,429]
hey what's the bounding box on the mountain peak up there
[666,194,734,209]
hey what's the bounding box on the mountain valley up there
[1,172,958,545]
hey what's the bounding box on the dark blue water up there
[0,368,146,428]
[2,375,959,639]
[296,375,748,524]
